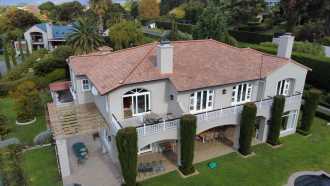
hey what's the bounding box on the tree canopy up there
[139,0,160,19]
[49,1,84,23]
[67,18,104,55]
[109,21,144,50]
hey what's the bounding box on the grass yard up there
[142,117,330,186]
[21,146,62,186]
[0,97,47,145]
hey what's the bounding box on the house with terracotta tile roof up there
[47,34,310,184]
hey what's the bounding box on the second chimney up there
[156,41,173,74]
[277,33,294,59]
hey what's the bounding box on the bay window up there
[231,83,252,105]
[189,89,214,113]
[123,88,150,118]
[277,79,290,96]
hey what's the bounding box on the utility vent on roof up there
[156,41,173,74]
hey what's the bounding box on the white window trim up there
[277,79,290,96]
[231,83,253,105]
[280,110,297,134]
[81,79,91,92]
[138,144,152,155]
[122,90,151,117]
[189,89,214,114]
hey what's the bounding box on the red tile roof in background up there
[49,81,70,92]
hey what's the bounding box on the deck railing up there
[113,93,302,137]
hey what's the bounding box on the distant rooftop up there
[35,23,74,39]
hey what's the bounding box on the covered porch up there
[49,81,74,106]
[47,102,117,185]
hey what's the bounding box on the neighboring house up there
[47,34,309,183]
[24,23,74,53]
[265,0,280,7]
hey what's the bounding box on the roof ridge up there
[243,47,291,61]
[120,44,157,84]
[69,42,157,59]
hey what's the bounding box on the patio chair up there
[72,142,88,164]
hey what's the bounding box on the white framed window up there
[276,79,290,96]
[231,83,253,105]
[189,89,214,113]
[123,88,151,118]
[82,79,91,91]
[281,110,297,133]
[138,144,152,154]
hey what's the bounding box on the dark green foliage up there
[0,114,9,139]
[38,1,56,13]
[239,102,257,155]
[179,114,196,175]
[116,127,138,186]
[130,1,139,18]
[34,68,67,88]
[300,89,322,134]
[249,45,330,92]
[49,1,84,23]
[229,30,273,44]
[160,0,185,15]
[6,9,40,29]
[184,1,204,24]
[267,96,285,146]
[0,146,25,186]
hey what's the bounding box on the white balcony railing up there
[112,93,302,137]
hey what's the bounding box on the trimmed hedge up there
[267,95,285,146]
[238,102,257,155]
[250,45,330,92]
[116,127,138,186]
[300,89,322,134]
[179,114,196,175]
[229,30,273,44]
[155,20,194,34]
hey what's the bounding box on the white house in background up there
[47,34,310,185]
[24,23,74,53]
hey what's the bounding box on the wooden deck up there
[47,103,107,139]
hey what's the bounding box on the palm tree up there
[90,0,112,33]
[66,18,104,55]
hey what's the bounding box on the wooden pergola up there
[47,103,107,139]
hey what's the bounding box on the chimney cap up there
[283,32,293,36]
[160,40,171,45]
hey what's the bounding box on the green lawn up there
[142,118,330,186]
[21,146,62,186]
[0,97,47,145]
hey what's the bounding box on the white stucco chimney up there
[156,41,173,74]
[277,33,294,59]
[46,23,53,40]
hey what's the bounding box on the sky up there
[0,0,125,6]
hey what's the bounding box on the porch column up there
[55,138,71,177]
[176,139,181,166]
[233,125,240,150]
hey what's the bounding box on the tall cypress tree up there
[179,114,197,175]
[239,102,257,155]
[300,89,321,134]
[116,127,137,186]
[267,95,285,145]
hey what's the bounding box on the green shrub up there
[300,89,321,134]
[239,102,257,155]
[179,114,196,175]
[260,42,277,48]
[293,41,325,56]
[267,95,285,146]
[321,36,330,46]
[116,127,137,186]
[0,146,25,186]
[34,68,67,88]
[229,30,273,44]
[0,114,9,139]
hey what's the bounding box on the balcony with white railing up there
[111,93,303,142]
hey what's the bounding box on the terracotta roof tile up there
[69,39,298,95]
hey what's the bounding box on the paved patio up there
[137,151,177,181]
[63,135,122,186]
[194,141,234,163]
